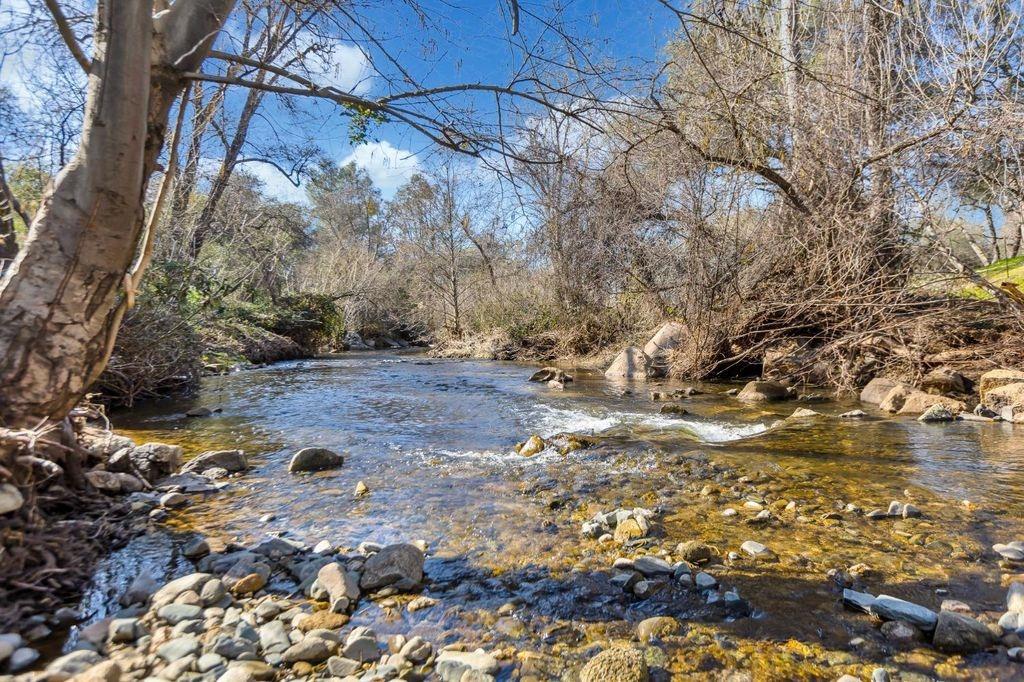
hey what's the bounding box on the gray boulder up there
[736,381,793,402]
[933,610,995,654]
[126,443,183,482]
[181,450,248,475]
[604,346,651,381]
[359,543,424,591]
[288,448,344,473]
[869,595,937,630]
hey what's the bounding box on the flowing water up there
[76,353,1024,679]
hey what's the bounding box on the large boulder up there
[85,470,144,495]
[979,368,1024,400]
[580,647,648,682]
[643,322,688,377]
[181,450,248,475]
[736,380,794,402]
[932,610,995,654]
[921,367,969,395]
[125,443,183,483]
[983,382,1024,423]
[879,386,966,415]
[359,543,424,591]
[605,346,651,380]
[288,448,344,473]
[860,377,900,405]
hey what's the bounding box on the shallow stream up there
[77,353,1024,679]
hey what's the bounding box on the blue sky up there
[0,1,677,201]
[234,0,677,201]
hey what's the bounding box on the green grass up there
[961,255,1024,299]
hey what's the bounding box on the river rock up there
[107,617,143,644]
[529,367,572,383]
[993,542,1024,561]
[340,636,377,662]
[157,603,203,625]
[869,595,937,630]
[839,409,867,419]
[181,450,248,475]
[643,321,689,377]
[282,637,333,664]
[316,563,360,612]
[579,647,648,682]
[360,543,424,590]
[979,368,1024,399]
[152,573,212,608]
[740,540,775,560]
[0,484,24,515]
[516,435,546,457]
[636,616,680,641]
[183,538,210,559]
[69,660,122,682]
[880,620,924,644]
[880,386,966,416]
[8,647,39,673]
[325,656,361,677]
[1008,582,1024,612]
[160,492,188,508]
[44,650,104,680]
[736,380,793,402]
[921,367,968,395]
[127,442,183,482]
[633,556,673,576]
[84,470,125,495]
[984,382,1024,423]
[677,541,717,564]
[436,649,499,682]
[861,377,900,405]
[843,589,876,613]
[224,555,270,595]
[288,447,344,473]
[918,404,956,422]
[933,610,995,653]
[157,636,200,663]
[605,346,651,380]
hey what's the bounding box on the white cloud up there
[242,161,308,204]
[291,32,374,97]
[341,141,420,196]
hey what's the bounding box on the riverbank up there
[5,355,1024,680]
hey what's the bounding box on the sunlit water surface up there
[74,353,1024,677]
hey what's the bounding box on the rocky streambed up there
[4,354,1024,681]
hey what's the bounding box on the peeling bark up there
[0,0,235,428]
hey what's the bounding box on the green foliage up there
[347,106,388,145]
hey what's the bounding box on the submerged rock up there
[529,367,573,383]
[515,435,546,458]
[288,447,344,473]
[436,649,499,681]
[636,616,680,641]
